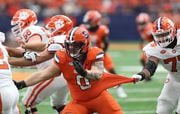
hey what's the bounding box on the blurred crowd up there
[0,0,179,40]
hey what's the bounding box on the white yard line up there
[120,98,157,102]
[119,65,167,73]
[124,110,154,114]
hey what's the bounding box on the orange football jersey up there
[54,47,135,101]
[138,23,154,42]
[81,25,109,48]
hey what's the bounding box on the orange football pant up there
[61,90,123,114]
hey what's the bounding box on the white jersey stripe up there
[69,27,79,42]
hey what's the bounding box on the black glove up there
[73,61,87,77]
[13,80,27,89]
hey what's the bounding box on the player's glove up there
[132,72,145,82]
[72,61,87,77]
[23,51,39,62]
[13,80,27,90]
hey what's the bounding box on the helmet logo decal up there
[19,12,29,20]
[55,20,64,30]
[82,31,88,39]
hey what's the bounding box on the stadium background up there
[0,0,179,114]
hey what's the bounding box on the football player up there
[136,12,154,81]
[0,32,20,114]
[136,12,154,67]
[133,17,180,114]
[13,27,137,114]
[81,10,127,98]
[9,9,73,114]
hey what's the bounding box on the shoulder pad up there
[54,50,66,64]
[22,25,47,42]
[47,44,63,52]
[47,35,65,52]
[99,25,109,35]
[87,47,104,61]
[143,42,180,59]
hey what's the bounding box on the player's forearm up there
[86,69,103,80]
[6,47,25,57]
[24,71,48,86]
[138,57,159,80]
[85,61,104,80]
[8,57,37,66]
[24,42,46,51]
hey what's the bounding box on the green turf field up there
[15,50,168,114]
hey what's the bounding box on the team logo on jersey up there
[160,50,166,54]
[172,50,176,53]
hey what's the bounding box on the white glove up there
[24,51,39,62]
[132,74,143,82]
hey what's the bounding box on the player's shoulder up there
[54,49,67,64]
[99,25,109,34]
[87,47,104,61]
[22,25,46,39]
[23,25,45,33]
[47,35,66,52]
[143,41,162,58]
[51,35,66,44]
[143,41,157,50]
[143,41,178,59]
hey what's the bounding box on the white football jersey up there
[0,43,13,87]
[21,25,49,44]
[36,35,66,70]
[143,29,180,80]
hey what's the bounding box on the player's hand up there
[132,74,143,82]
[24,51,39,62]
[13,80,27,90]
[132,73,145,82]
[72,61,87,77]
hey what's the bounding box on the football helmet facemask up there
[11,9,37,37]
[136,12,151,31]
[152,17,176,48]
[65,27,90,59]
[83,10,102,29]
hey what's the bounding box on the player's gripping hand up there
[73,61,87,77]
[24,51,39,62]
[13,80,27,90]
[132,72,145,82]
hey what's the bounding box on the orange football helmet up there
[152,17,176,48]
[65,27,90,58]
[83,10,102,28]
[46,15,73,37]
[136,12,151,31]
[11,9,37,37]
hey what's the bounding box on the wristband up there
[137,72,145,81]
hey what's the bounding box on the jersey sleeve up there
[99,25,109,37]
[21,26,42,42]
[46,35,65,53]
[87,47,104,62]
[143,42,169,59]
[53,50,66,67]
